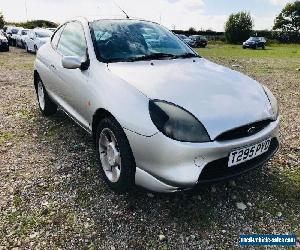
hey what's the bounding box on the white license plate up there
[228,138,271,167]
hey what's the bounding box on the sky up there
[0,0,294,31]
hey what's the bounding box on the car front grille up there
[197,138,279,184]
[215,120,272,141]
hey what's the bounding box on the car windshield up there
[90,20,197,63]
[11,29,19,34]
[248,37,260,42]
[35,30,52,38]
[177,34,187,39]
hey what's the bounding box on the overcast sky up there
[0,0,293,31]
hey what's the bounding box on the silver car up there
[25,29,53,53]
[34,17,280,193]
[16,28,30,48]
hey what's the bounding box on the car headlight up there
[149,100,211,143]
[0,38,8,43]
[262,85,279,120]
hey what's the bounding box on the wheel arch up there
[92,108,114,140]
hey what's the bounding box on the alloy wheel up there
[99,128,122,183]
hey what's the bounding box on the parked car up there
[5,27,22,46]
[47,28,57,32]
[34,18,279,193]
[16,29,30,48]
[243,37,266,49]
[176,34,194,47]
[0,32,9,52]
[24,29,53,53]
[189,35,208,48]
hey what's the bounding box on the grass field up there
[0,46,299,249]
[197,44,300,59]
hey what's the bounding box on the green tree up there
[225,12,253,44]
[0,11,4,29]
[273,1,300,33]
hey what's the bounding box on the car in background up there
[0,31,9,52]
[243,37,266,49]
[189,35,208,48]
[5,27,22,46]
[47,28,57,32]
[24,29,53,53]
[176,34,194,47]
[16,29,30,48]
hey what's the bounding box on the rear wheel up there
[96,117,136,193]
[35,79,57,116]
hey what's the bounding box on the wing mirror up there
[62,56,82,69]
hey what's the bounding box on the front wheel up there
[96,117,136,193]
[35,79,57,116]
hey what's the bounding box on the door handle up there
[50,64,56,70]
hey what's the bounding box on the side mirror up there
[62,56,82,69]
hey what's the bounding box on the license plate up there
[228,138,271,167]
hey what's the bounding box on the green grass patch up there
[0,132,15,145]
[196,44,300,59]
[15,108,33,119]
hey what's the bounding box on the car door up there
[52,21,90,129]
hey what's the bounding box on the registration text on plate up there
[228,138,271,167]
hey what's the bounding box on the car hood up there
[108,58,273,139]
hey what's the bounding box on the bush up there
[225,12,253,44]
[5,20,58,29]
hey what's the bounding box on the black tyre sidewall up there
[96,117,136,193]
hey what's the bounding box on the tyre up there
[35,78,57,116]
[34,45,38,54]
[262,44,265,50]
[96,117,136,193]
[25,43,29,52]
[243,46,246,49]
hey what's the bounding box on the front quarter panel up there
[88,60,158,137]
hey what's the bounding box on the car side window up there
[57,22,87,59]
[51,25,65,49]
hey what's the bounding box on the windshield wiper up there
[128,53,177,62]
[173,53,199,59]
[107,52,200,63]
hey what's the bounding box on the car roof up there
[67,16,159,26]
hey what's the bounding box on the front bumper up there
[125,118,280,192]
[243,43,256,48]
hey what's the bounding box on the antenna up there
[24,0,28,21]
[112,0,130,19]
